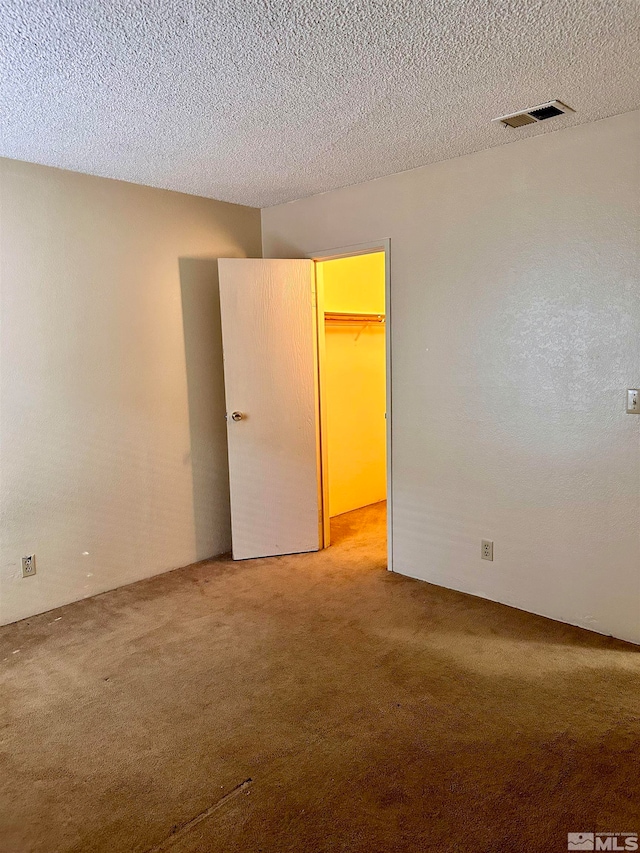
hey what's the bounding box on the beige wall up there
[319,254,386,516]
[0,159,261,625]
[263,110,640,644]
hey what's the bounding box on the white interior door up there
[218,258,322,560]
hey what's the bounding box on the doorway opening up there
[217,245,390,567]
[314,249,389,557]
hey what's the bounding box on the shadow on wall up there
[179,258,231,560]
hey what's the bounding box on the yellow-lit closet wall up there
[318,253,386,518]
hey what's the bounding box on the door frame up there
[306,239,393,572]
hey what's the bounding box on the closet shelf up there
[324,311,385,325]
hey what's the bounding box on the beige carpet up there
[1,502,639,853]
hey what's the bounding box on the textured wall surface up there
[263,111,640,644]
[0,159,261,625]
[1,0,639,206]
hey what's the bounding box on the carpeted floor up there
[1,501,639,853]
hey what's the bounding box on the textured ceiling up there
[1,1,639,208]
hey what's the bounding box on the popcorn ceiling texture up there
[1,0,639,207]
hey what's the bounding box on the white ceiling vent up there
[493,100,574,128]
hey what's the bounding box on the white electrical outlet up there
[21,555,36,577]
[481,540,493,561]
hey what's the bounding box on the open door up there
[218,259,322,560]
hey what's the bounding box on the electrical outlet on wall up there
[21,555,36,577]
[481,540,493,561]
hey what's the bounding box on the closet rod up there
[324,311,385,324]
